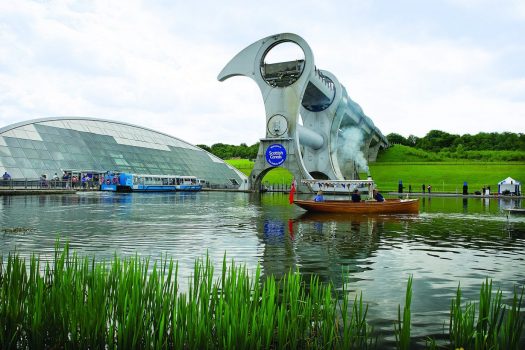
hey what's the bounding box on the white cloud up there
[0,0,523,146]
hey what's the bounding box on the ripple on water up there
[1,192,524,346]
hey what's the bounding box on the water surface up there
[1,192,524,346]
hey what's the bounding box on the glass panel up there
[0,157,17,166]
[43,160,58,169]
[23,149,39,159]
[9,148,25,157]
[37,150,52,159]
[20,168,38,178]
[0,146,11,157]
[16,158,32,168]
[30,159,46,169]
[50,152,65,161]
[17,139,35,149]
[31,140,46,150]
[4,138,20,148]
[7,168,23,178]
[43,142,56,151]
[114,159,129,166]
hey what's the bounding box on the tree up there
[406,135,419,146]
[196,144,211,153]
[386,133,408,145]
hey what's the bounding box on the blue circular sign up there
[265,144,287,166]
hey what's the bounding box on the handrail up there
[0,178,99,190]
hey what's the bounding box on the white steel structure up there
[218,33,388,192]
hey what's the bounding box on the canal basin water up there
[1,191,524,347]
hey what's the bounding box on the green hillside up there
[370,145,524,192]
[225,145,524,193]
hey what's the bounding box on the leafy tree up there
[196,144,211,153]
[406,135,419,146]
[416,130,459,152]
[387,133,408,145]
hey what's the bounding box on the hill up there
[369,145,524,193]
[226,145,524,193]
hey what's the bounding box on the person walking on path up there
[427,185,432,194]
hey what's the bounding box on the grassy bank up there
[369,162,524,193]
[371,145,525,192]
[1,244,523,349]
[226,147,525,193]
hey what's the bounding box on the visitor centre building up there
[0,117,248,190]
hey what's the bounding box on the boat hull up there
[293,199,419,214]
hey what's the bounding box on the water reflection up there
[1,192,524,346]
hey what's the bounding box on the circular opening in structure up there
[260,41,305,88]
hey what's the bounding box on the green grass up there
[376,145,445,162]
[226,145,525,193]
[371,145,525,192]
[369,162,524,193]
[225,159,254,176]
[226,159,294,186]
[377,144,525,162]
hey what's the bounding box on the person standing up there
[422,184,425,194]
[427,185,432,194]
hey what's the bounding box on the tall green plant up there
[449,279,524,350]
[1,243,378,349]
[395,275,413,350]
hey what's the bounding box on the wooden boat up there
[293,198,420,214]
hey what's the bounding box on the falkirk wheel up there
[218,33,388,192]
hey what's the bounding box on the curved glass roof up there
[0,117,246,188]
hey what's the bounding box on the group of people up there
[38,172,101,190]
[314,188,384,202]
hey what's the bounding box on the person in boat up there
[314,190,324,202]
[373,189,384,202]
[351,189,361,202]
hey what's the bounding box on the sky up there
[1,0,524,146]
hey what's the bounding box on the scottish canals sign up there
[265,144,287,166]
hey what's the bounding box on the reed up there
[2,244,524,349]
[449,278,524,350]
[0,244,374,349]
[394,275,412,350]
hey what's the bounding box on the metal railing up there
[0,178,100,191]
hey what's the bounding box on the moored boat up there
[293,198,420,214]
[100,172,203,192]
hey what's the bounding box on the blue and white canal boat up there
[100,172,203,192]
